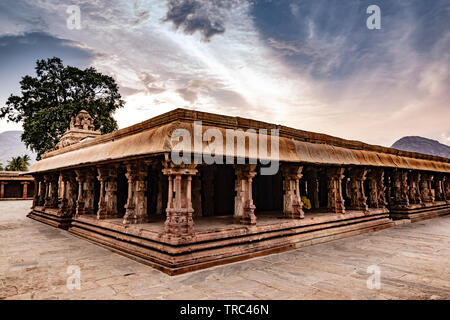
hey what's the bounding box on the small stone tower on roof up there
[53,110,101,150]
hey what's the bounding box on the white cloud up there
[0,0,448,148]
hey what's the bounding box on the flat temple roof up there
[29,108,450,174]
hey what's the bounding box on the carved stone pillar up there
[97,167,107,219]
[346,167,368,211]
[420,173,434,203]
[97,165,120,220]
[59,172,77,217]
[123,161,148,224]
[84,170,96,215]
[21,181,30,199]
[44,174,59,208]
[104,165,119,219]
[162,161,198,237]
[234,164,257,225]
[75,171,85,216]
[385,172,392,206]
[367,169,387,209]
[32,176,42,207]
[0,182,7,199]
[59,176,67,213]
[282,165,304,219]
[408,171,422,205]
[434,175,445,201]
[391,170,409,208]
[38,179,45,206]
[444,176,450,201]
[75,169,96,216]
[326,167,345,213]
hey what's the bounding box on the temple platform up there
[0,198,33,201]
[27,206,72,229]
[389,201,450,222]
[66,208,393,275]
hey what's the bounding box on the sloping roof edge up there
[29,119,450,174]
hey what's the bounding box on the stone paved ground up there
[1,200,449,300]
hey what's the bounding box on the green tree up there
[1,57,124,159]
[6,155,31,171]
[0,163,3,171]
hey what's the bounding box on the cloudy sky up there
[0,0,449,147]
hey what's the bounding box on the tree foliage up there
[5,155,31,171]
[1,57,124,159]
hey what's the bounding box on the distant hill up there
[391,136,450,159]
[0,131,37,168]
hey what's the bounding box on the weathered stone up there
[391,170,409,208]
[234,164,257,225]
[162,160,197,237]
[282,165,304,219]
[367,169,387,209]
[123,161,148,224]
[408,171,423,205]
[326,167,345,214]
[59,172,77,217]
[346,167,368,211]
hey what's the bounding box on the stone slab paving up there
[0,200,449,300]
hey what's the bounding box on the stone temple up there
[27,109,450,275]
[0,171,34,200]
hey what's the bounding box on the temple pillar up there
[326,167,345,213]
[234,164,257,225]
[84,170,96,215]
[434,175,445,201]
[59,172,77,217]
[75,172,85,216]
[0,182,7,199]
[408,171,422,205]
[21,181,30,199]
[385,172,392,206]
[444,176,450,202]
[282,165,304,219]
[44,174,59,209]
[38,179,45,206]
[420,173,434,203]
[75,169,96,216]
[123,161,148,224]
[162,161,198,237]
[391,170,409,208]
[367,169,387,209]
[346,167,368,211]
[97,165,120,220]
[32,176,42,207]
[104,165,119,219]
[97,167,107,219]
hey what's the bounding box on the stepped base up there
[65,209,393,275]
[28,204,449,275]
[27,206,72,229]
[389,201,450,222]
